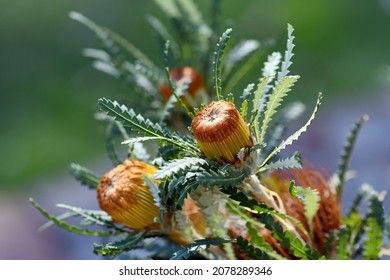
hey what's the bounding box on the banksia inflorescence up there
[96,160,159,230]
[31,0,388,261]
[192,100,253,163]
[260,164,341,258]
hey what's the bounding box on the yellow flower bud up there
[191,100,253,163]
[97,160,159,230]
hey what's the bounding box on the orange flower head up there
[261,164,341,257]
[97,160,159,230]
[191,100,253,163]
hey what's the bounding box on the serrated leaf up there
[263,52,282,78]
[98,98,198,155]
[122,136,166,145]
[337,114,369,198]
[213,28,232,100]
[196,168,248,188]
[261,101,306,156]
[246,223,287,260]
[363,193,385,259]
[296,187,320,237]
[224,188,307,237]
[94,233,146,257]
[30,198,114,237]
[154,157,208,179]
[257,75,300,154]
[336,226,350,260]
[277,24,295,80]
[259,152,302,172]
[252,75,271,141]
[69,163,100,189]
[259,92,322,169]
[170,237,232,260]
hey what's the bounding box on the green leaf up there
[296,187,320,237]
[69,163,100,189]
[252,75,271,141]
[261,101,305,156]
[224,189,307,237]
[246,223,287,260]
[30,198,114,237]
[337,114,369,198]
[213,28,232,100]
[277,24,295,80]
[259,152,302,172]
[98,98,198,155]
[94,233,146,257]
[196,167,248,188]
[257,75,300,154]
[259,92,322,169]
[336,226,350,260]
[235,236,286,260]
[255,51,281,101]
[363,193,385,260]
[323,230,337,257]
[170,237,232,260]
[154,157,208,179]
[122,136,167,145]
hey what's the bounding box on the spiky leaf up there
[296,187,320,236]
[30,198,114,237]
[246,223,287,260]
[154,157,208,179]
[336,226,350,260]
[337,114,369,197]
[277,24,295,80]
[170,237,232,260]
[98,98,198,155]
[259,152,302,172]
[213,28,232,100]
[94,233,146,257]
[257,75,300,152]
[259,92,322,169]
[363,193,385,259]
[69,163,100,189]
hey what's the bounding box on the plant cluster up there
[31,0,389,260]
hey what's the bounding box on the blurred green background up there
[1,0,390,189]
[1,0,390,260]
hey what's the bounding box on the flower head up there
[97,160,159,230]
[191,100,253,163]
[261,164,341,257]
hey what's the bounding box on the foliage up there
[31,0,389,260]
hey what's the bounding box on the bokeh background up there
[1,0,389,259]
